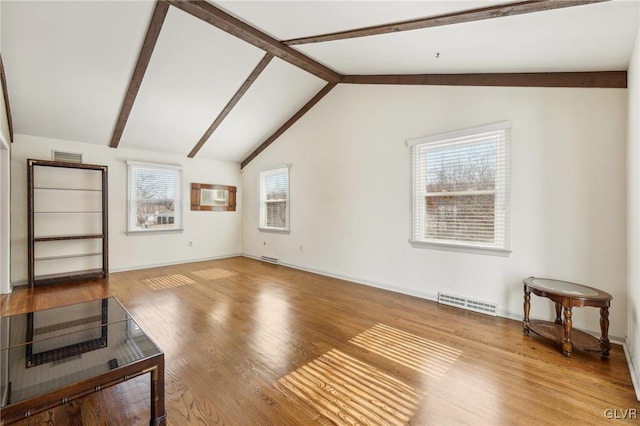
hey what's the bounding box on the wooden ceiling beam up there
[284,0,610,46]
[342,72,627,88]
[0,53,14,142]
[188,54,273,158]
[109,0,169,149]
[241,82,338,169]
[167,0,342,83]
[240,68,625,167]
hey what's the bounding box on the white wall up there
[0,131,9,294]
[0,45,11,293]
[627,28,640,400]
[10,135,242,284]
[242,84,628,338]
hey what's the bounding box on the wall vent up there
[260,256,279,264]
[438,292,497,316]
[52,150,82,163]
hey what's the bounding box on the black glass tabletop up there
[1,297,162,406]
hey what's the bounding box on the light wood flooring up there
[1,256,639,425]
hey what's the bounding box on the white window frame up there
[407,122,511,256]
[258,166,290,233]
[126,161,183,234]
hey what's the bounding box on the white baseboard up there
[109,253,243,273]
[624,337,640,401]
[10,279,27,288]
[243,253,441,302]
[241,252,440,304]
[241,253,626,343]
[9,253,243,289]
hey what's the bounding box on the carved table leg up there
[554,302,563,325]
[523,289,531,334]
[599,306,611,357]
[562,306,573,357]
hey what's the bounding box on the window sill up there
[258,227,290,234]
[409,240,511,257]
[127,228,184,236]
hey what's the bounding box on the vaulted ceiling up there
[1,0,638,168]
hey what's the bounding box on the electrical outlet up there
[300,245,303,252]
[188,241,193,247]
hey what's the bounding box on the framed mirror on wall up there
[190,183,236,211]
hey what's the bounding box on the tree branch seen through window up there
[259,167,289,232]
[409,123,510,252]
[127,162,182,233]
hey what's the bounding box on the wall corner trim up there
[624,337,640,401]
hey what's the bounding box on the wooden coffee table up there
[523,277,612,358]
[0,297,165,425]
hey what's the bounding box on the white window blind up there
[127,161,182,233]
[259,167,289,232]
[408,122,511,253]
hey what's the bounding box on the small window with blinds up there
[408,122,511,255]
[259,167,290,232]
[127,161,183,234]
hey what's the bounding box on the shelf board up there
[34,187,102,192]
[34,234,104,242]
[34,211,102,214]
[33,269,106,286]
[30,159,107,171]
[527,320,602,352]
[35,252,102,261]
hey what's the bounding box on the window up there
[408,122,511,254]
[127,161,182,233]
[259,167,289,232]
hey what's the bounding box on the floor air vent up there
[438,292,497,316]
[260,256,279,264]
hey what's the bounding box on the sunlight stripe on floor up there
[143,274,195,291]
[349,323,462,379]
[192,268,238,280]
[276,349,421,426]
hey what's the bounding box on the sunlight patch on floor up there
[143,274,195,291]
[192,268,238,280]
[277,349,421,426]
[350,323,462,379]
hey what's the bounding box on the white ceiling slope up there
[1,1,639,164]
[1,0,155,146]
[296,0,640,74]
[120,5,266,156]
[215,0,506,40]
[200,58,326,163]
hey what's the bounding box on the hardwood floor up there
[1,256,638,425]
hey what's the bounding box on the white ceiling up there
[1,0,639,164]
[1,0,154,145]
[199,58,326,162]
[296,0,640,74]
[216,1,505,40]
[120,5,266,156]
